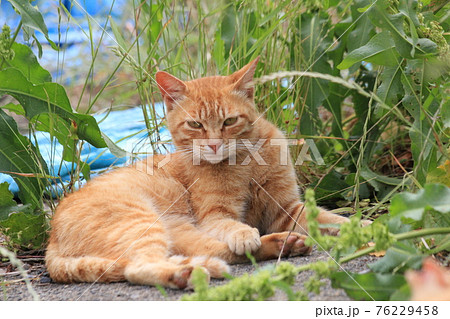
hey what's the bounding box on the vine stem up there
[9,20,22,47]
[339,227,450,264]
[294,227,450,272]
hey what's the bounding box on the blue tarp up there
[0,103,171,195]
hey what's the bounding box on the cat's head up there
[155,58,260,164]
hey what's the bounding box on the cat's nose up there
[207,142,222,153]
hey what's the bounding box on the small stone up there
[40,276,52,284]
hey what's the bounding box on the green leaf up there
[101,132,128,158]
[31,32,43,58]
[423,209,450,228]
[377,65,404,106]
[298,13,333,135]
[322,81,346,138]
[0,103,25,116]
[0,68,106,148]
[6,0,57,49]
[258,1,287,27]
[0,182,36,254]
[0,182,16,207]
[34,112,74,159]
[398,0,420,57]
[357,3,373,13]
[313,170,350,202]
[389,284,411,301]
[213,30,225,71]
[368,0,437,58]
[348,2,374,53]
[426,161,450,187]
[338,31,399,69]
[360,167,405,186]
[0,109,47,209]
[344,173,371,199]
[6,42,52,84]
[220,6,237,60]
[389,184,450,221]
[0,210,47,249]
[145,3,163,46]
[331,272,407,301]
[0,182,17,220]
[359,167,403,199]
[109,17,128,51]
[34,113,92,179]
[443,102,450,129]
[369,243,424,274]
[7,0,49,34]
[423,210,450,244]
[386,215,412,234]
[401,59,439,184]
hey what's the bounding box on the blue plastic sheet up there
[0,103,171,195]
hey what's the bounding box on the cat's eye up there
[187,121,203,128]
[223,117,238,126]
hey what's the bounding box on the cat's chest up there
[205,163,253,189]
[180,162,253,200]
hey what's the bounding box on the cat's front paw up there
[258,232,312,260]
[226,227,261,255]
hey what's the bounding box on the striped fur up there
[46,58,350,288]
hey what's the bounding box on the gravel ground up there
[2,248,379,301]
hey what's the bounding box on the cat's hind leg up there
[168,255,230,278]
[118,220,209,289]
[123,259,204,289]
[45,242,126,283]
[46,234,202,289]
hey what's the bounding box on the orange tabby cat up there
[45,58,349,289]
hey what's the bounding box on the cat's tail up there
[45,242,126,283]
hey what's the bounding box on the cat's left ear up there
[230,57,259,99]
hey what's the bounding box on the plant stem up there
[339,246,376,264]
[9,21,22,48]
[339,227,450,264]
[293,227,450,272]
[396,227,450,240]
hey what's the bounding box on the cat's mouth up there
[191,141,236,165]
[200,144,230,164]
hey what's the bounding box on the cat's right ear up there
[155,71,187,111]
[230,57,259,100]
